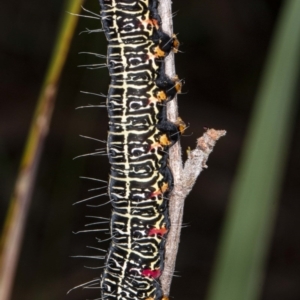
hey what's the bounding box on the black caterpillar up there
[98,0,184,299]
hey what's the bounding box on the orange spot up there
[175,81,182,93]
[154,46,165,58]
[176,117,186,134]
[150,183,168,198]
[172,75,182,93]
[159,134,171,146]
[145,298,154,300]
[157,90,167,101]
[148,90,167,105]
[148,225,168,236]
[142,268,161,278]
[160,182,169,193]
[172,34,180,53]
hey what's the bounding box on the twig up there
[158,0,226,296]
[0,2,84,300]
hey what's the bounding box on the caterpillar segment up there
[99,0,183,299]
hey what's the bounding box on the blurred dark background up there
[1,0,300,299]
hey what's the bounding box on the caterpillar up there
[97,0,184,299]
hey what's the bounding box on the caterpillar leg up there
[156,70,183,99]
[157,117,186,145]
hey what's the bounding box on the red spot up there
[147,97,156,106]
[139,18,159,29]
[149,182,168,198]
[148,227,168,236]
[142,268,161,279]
[150,142,160,149]
[137,21,143,29]
[151,19,159,29]
[149,189,161,197]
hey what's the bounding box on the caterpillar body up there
[98,0,183,299]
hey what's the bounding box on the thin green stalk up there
[206,1,300,300]
[0,2,84,300]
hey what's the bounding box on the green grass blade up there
[0,2,84,300]
[206,1,300,300]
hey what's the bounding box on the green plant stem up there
[0,2,83,300]
[206,1,300,300]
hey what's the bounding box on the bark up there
[158,0,226,296]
